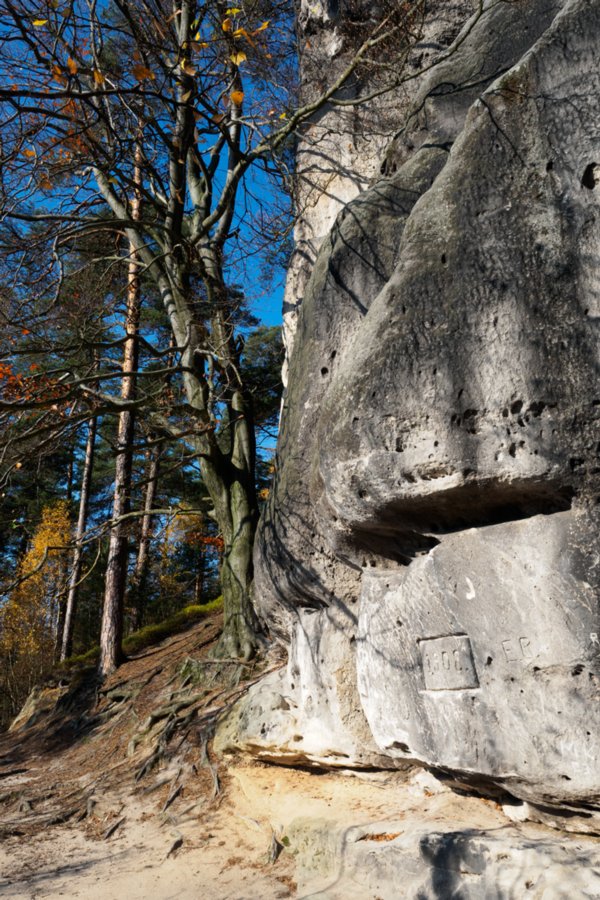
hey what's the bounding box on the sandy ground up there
[0,763,297,900]
[0,759,511,900]
[0,617,300,900]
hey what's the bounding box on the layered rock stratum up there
[218,0,600,838]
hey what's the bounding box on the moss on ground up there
[58,597,223,672]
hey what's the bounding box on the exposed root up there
[103,816,126,840]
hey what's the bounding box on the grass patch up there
[58,597,223,672]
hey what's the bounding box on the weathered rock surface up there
[295,818,600,899]
[280,768,600,900]
[222,0,600,824]
[283,0,475,378]
[215,607,406,769]
[9,684,66,733]
[357,510,600,817]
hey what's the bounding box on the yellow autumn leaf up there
[32,18,48,26]
[107,175,118,184]
[279,111,287,119]
[254,20,269,33]
[180,89,192,102]
[180,60,197,76]
[192,37,209,47]
[132,63,155,81]
[23,148,36,158]
[92,69,105,85]
[222,18,232,32]
[230,90,244,105]
[230,51,247,65]
[225,7,242,15]
[66,56,78,74]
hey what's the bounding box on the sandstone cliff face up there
[218,0,600,828]
[282,0,474,378]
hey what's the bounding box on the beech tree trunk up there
[201,307,262,660]
[60,414,97,661]
[99,146,142,677]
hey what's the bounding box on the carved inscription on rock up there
[419,634,479,691]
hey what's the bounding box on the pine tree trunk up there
[194,542,205,605]
[99,146,142,678]
[60,414,97,661]
[130,446,160,631]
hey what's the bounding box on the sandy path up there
[0,761,506,900]
[0,768,297,900]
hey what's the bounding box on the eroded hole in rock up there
[367,481,574,537]
[390,741,410,752]
[529,401,546,417]
[582,162,598,189]
[321,366,329,377]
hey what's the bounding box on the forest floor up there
[2,614,590,899]
[0,613,301,899]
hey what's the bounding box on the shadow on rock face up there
[230,0,600,825]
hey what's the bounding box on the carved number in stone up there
[419,635,479,691]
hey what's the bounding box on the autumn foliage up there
[0,501,71,722]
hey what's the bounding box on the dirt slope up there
[0,613,296,899]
